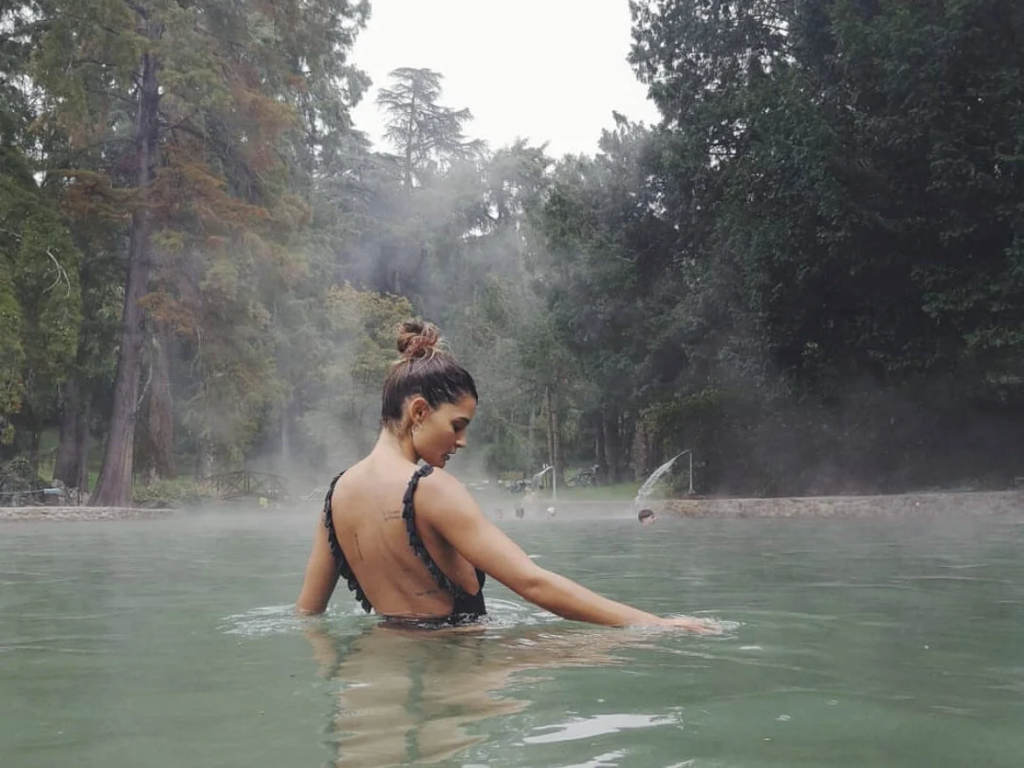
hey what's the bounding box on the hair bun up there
[396,319,442,361]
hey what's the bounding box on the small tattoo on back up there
[382,509,402,521]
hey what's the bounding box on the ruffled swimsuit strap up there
[323,471,373,613]
[401,465,466,596]
[401,465,487,623]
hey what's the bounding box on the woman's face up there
[411,394,477,469]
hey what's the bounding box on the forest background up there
[2,0,1023,506]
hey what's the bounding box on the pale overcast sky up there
[350,0,661,157]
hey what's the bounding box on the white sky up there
[349,0,661,157]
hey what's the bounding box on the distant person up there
[297,319,715,632]
[638,509,657,525]
[523,486,538,515]
[514,506,525,519]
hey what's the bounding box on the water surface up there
[2,508,1023,767]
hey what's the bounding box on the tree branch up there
[0,228,73,296]
[83,85,136,106]
[44,247,73,296]
[137,352,153,408]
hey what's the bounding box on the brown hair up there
[380,319,478,429]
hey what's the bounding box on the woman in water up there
[297,320,715,631]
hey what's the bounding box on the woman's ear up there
[407,395,431,426]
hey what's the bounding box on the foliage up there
[130,477,215,508]
[5,0,1024,500]
[296,283,414,466]
[0,456,47,506]
[0,145,82,445]
[328,281,415,394]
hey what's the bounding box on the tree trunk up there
[53,379,80,485]
[544,386,564,486]
[403,93,416,190]
[28,427,40,475]
[281,393,292,467]
[553,403,563,486]
[76,394,91,494]
[91,34,162,507]
[621,412,637,481]
[527,406,536,475]
[544,386,555,474]
[146,322,176,480]
[595,409,608,485]
[602,410,619,483]
[194,437,212,481]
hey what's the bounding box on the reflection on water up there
[305,621,662,767]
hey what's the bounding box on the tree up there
[32,0,369,504]
[299,284,414,468]
[377,67,484,189]
[623,0,1024,491]
[0,146,82,458]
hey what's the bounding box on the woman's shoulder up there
[415,465,461,488]
[413,467,479,517]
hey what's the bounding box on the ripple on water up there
[218,596,560,637]
[219,604,332,637]
[522,713,678,745]
[557,748,630,768]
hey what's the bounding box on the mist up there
[2,0,1023,513]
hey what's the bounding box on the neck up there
[373,426,418,465]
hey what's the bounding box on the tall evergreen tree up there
[31,0,369,504]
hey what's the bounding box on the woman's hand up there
[658,615,723,634]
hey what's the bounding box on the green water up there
[2,511,1023,767]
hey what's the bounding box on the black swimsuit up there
[323,464,486,625]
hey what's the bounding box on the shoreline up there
[650,489,1023,519]
[2,488,1021,522]
[0,506,178,522]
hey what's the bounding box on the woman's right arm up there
[419,472,715,631]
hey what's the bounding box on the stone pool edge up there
[651,489,1024,518]
[0,506,177,522]
[3,489,1022,521]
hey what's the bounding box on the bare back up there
[297,321,716,631]
[301,457,482,619]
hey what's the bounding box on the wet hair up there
[380,319,478,429]
[637,508,656,522]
